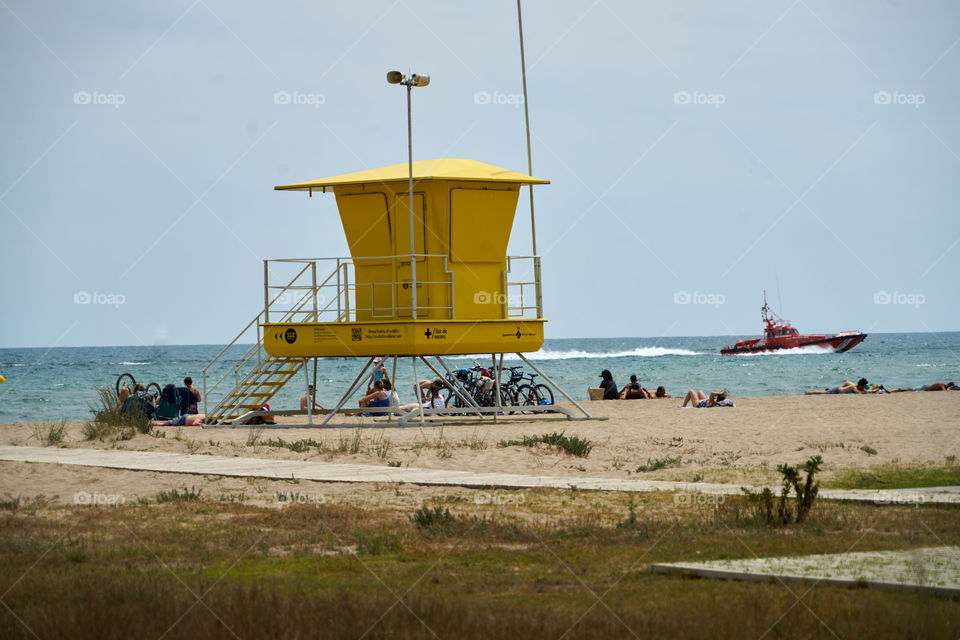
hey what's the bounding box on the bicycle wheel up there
[436,386,452,407]
[446,384,467,408]
[516,384,538,406]
[146,382,162,399]
[116,372,136,397]
[534,384,554,405]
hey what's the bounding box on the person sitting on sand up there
[359,380,391,409]
[117,380,130,410]
[599,370,620,400]
[300,385,325,411]
[400,381,446,412]
[681,389,733,408]
[890,381,958,392]
[184,377,201,414]
[805,378,869,395]
[620,375,650,399]
[383,380,401,408]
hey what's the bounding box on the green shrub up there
[499,431,593,457]
[411,504,454,530]
[261,437,324,453]
[156,487,202,504]
[741,455,823,525]
[635,456,681,472]
[353,529,401,555]
[34,420,67,446]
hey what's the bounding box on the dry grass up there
[0,487,958,638]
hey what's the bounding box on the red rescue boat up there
[721,292,867,355]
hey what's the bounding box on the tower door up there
[394,193,427,317]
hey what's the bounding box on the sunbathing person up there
[681,389,733,408]
[165,413,206,426]
[359,380,390,408]
[654,386,671,398]
[400,382,446,412]
[301,385,325,411]
[383,380,401,408]
[805,378,869,395]
[890,381,958,392]
[117,380,130,410]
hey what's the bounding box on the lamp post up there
[386,70,429,320]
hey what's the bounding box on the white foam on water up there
[117,362,150,366]
[447,347,704,361]
[732,345,835,357]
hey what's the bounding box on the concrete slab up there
[0,446,957,504]
[653,546,960,597]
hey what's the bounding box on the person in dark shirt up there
[184,377,201,414]
[620,374,649,399]
[599,369,620,400]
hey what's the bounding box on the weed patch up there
[499,431,593,457]
[635,456,682,472]
[33,420,67,447]
[156,487,202,504]
[740,456,822,525]
[84,387,150,440]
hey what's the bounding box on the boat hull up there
[720,333,867,355]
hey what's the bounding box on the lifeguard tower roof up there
[274,158,549,192]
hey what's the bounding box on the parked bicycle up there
[514,370,554,407]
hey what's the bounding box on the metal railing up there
[264,255,458,323]
[503,255,542,318]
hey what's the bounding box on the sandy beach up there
[1,392,956,506]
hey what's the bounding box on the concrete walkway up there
[0,446,958,504]
[653,546,960,597]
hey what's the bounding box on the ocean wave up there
[448,347,703,361]
[117,361,150,366]
[732,345,835,357]
[527,347,703,360]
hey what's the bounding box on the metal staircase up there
[205,351,303,425]
[203,260,346,425]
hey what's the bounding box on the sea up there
[1,332,958,423]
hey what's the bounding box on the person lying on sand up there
[163,414,206,426]
[653,385,671,398]
[681,389,733,408]
[805,378,869,395]
[890,381,958,392]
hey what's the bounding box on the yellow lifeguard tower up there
[201,156,597,426]
[264,158,546,357]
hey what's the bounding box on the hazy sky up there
[1,1,957,348]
